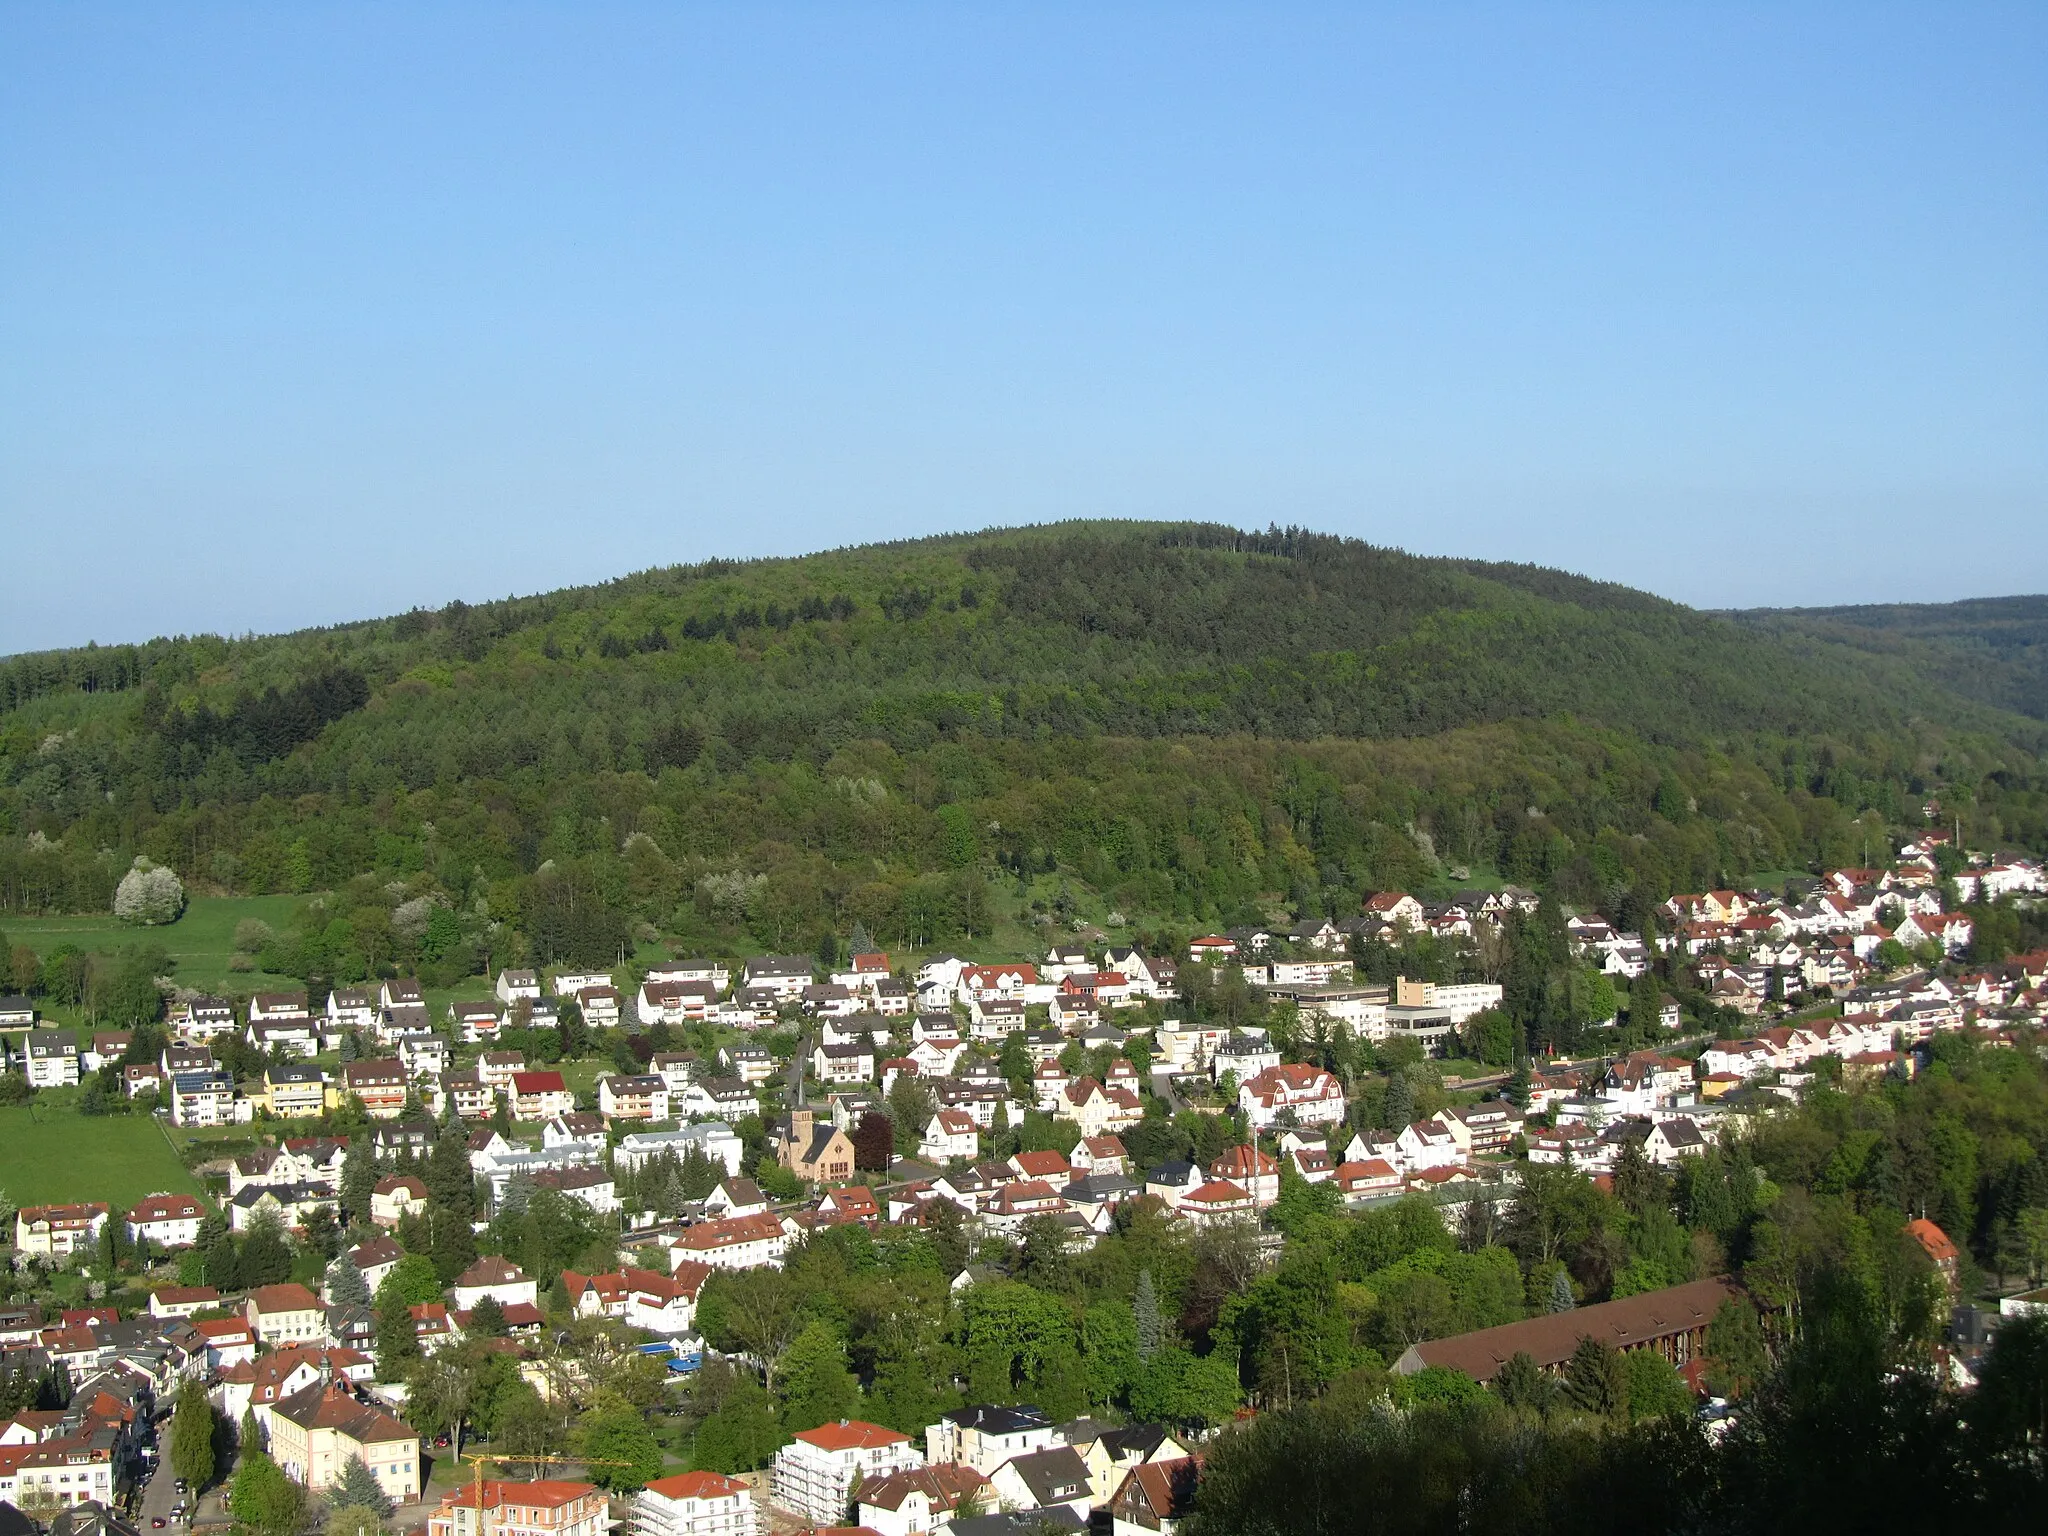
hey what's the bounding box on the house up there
[450,1003,504,1044]
[148,1285,220,1320]
[574,985,624,1030]
[1430,1101,1523,1159]
[169,1069,237,1127]
[262,1064,328,1119]
[126,1193,205,1249]
[248,1020,323,1059]
[172,996,237,1039]
[439,1071,496,1121]
[193,1317,257,1371]
[122,1062,163,1098]
[245,1284,327,1347]
[1362,891,1425,929]
[564,1265,710,1336]
[634,1471,757,1536]
[1056,1077,1144,1138]
[512,1072,576,1121]
[1144,1161,1204,1211]
[0,1434,118,1509]
[1108,1457,1201,1536]
[1207,1145,1280,1208]
[920,1110,981,1164]
[530,1165,620,1215]
[24,1033,80,1089]
[741,956,815,1001]
[811,1043,876,1085]
[268,1381,418,1499]
[770,1420,925,1526]
[640,981,719,1029]
[248,991,312,1024]
[616,1123,744,1175]
[1238,1064,1346,1129]
[327,987,379,1032]
[1070,1136,1130,1177]
[670,1213,790,1272]
[986,1446,1094,1521]
[922,1406,1061,1475]
[370,1176,429,1228]
[720,1044,776,1084]
[341,1060,410,1119]
[543,1113,609,1154]
[1393,1276,1737,1382]
[450,1257,538,1311]
[773,1109,856,1184]
[857,1464,990,1536]
[1394,1120,1459,1173]
[429,1479,606,1536]
[1908,1218,1961,1294]
[0,996,36,1030]
[341,1235,404,1297]
[1334,1159,1404,1200]
[1643,1119,1708,1165]
[494,969,543,1005]
[14,1204,109,1258]
[598,1074,670,1122]
[1179,1180,1256,1226]
[704,1178,770,1220]
[676,1078,759,1121]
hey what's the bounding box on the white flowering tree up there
[114,858,186,925]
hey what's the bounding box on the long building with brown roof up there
[1391,1276,1738,1383]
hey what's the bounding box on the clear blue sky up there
[3,3,2044,654]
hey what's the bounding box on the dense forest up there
[1729,593,2048,727]
[2,524,2045,967]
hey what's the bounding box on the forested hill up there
[2,522,2045,949]
[1726,593,2048,725]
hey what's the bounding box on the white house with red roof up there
[1207,1144,1280,1208]
[127,1192,206,1248]
[634,1471,757,1536]
[1179,1179,1256,1226]
[668,1213,791,1271]
[769,1420,924,1526]
[1237,1064,1345,1129]
[919,1110,980,1164]
[1058,1077,1144,1136]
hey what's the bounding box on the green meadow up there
[0,1101,206,1212]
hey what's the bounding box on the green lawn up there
[3,895,307,997]
[0,1103,207,1212]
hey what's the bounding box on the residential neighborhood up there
[0,827,2038,1536]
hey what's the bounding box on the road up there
[133,1441,184,1532]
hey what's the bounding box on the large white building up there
[770,1421,923,1526]
[633,1472,756,1536]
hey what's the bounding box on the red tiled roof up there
[795,1420,908,1452]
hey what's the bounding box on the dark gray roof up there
[1100,1422,1178,1461]
[943,1403,1052,1435]
[1002,1446,1093,1507]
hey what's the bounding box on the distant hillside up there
[1726,594,2048,724]
[1,522,2043,960]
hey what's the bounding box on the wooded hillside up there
[2,523,2043,965]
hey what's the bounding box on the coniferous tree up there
[374,1290,419,1383]
[332,1453,393,1517]
[1135,1269,1161,1362]
[325,1252,371,1307]
[341,1137,378,1227]
[171,1379,217,1489]
[1549,1268,1577,1313]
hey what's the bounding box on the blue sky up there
[3,3,2043,653]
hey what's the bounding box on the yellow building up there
[263,1064,329,1118]
[268,1380,420,1502]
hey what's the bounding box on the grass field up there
[0,1102,207,1212]
[2,896,307,997]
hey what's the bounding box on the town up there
[0,820,2040,1536]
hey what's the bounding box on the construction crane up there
[454,1449,639,1515]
